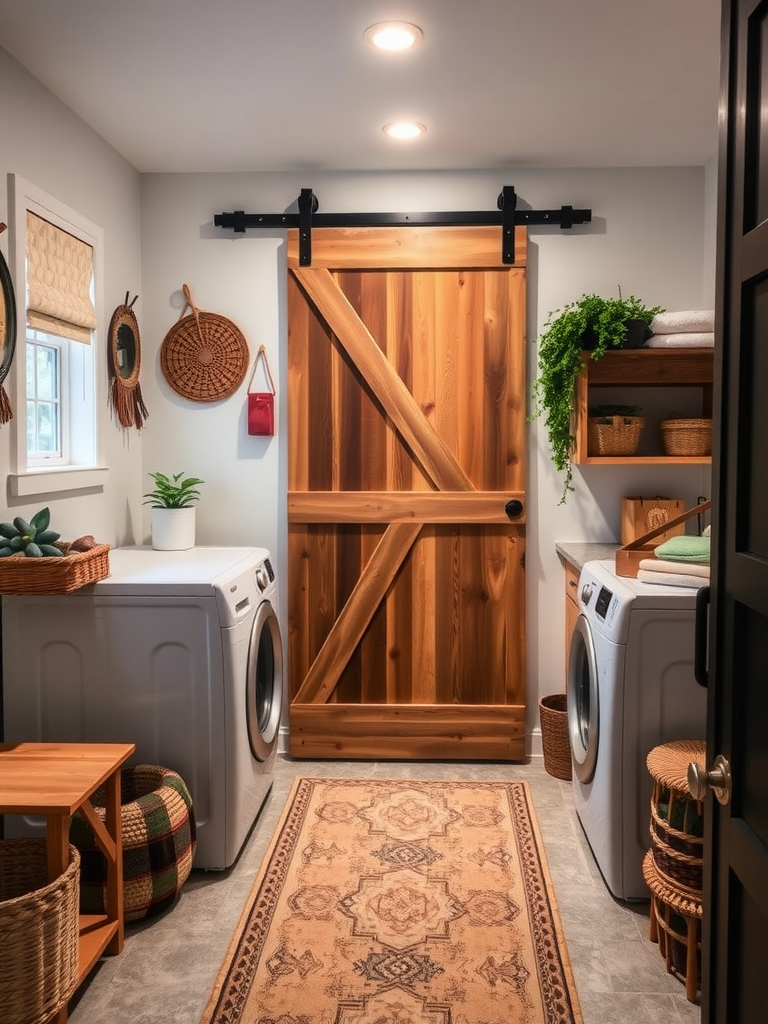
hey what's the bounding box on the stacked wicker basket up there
[643,739,706,1003]
[0,839,81,1024]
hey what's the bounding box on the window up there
[7,175,108,497]
[26,331,66,462]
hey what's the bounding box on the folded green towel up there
[654,535,710,565]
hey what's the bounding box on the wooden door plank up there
[288,490,526,523]
[507,270,528,491]
[287,275,310,491]
[457,272,486,486]
[289,702,526,761]
[292,522,422,704]
[287,226,528,269]
[411,527,438,703]
[292,266,473,492]
[287,527,311,693]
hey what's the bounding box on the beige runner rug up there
[201,778,583,1024]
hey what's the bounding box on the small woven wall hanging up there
[107,293,149,430]
[160,283,249,403]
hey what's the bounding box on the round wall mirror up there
[107,293,148,430]
[0,229,17,424]
[115,320,137,380]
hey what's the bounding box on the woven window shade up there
[26,212,97,344]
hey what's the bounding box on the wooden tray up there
[615,501,710,578]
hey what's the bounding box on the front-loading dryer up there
[1,546,283,870]
[566,560,707,900]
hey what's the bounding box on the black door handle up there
[504,499,524,520]
[694,585,710,688]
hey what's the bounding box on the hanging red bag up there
[247,345,276,436]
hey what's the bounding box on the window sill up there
[9,466,109,498]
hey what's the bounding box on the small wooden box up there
[615,500,711,578]
[621,497,686,545]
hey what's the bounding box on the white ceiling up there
[0,0,722,175]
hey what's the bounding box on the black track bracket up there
[214,186,591,266]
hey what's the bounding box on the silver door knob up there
[687,754,731,805]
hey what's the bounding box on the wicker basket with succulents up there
[530,291,664,502]
[0,506,109,594]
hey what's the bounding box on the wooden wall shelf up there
[572,348,715,465]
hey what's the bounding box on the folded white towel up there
[639,558,710,579]
[651,310,715,334]
[637,569,709,588]
[646,332,714,348]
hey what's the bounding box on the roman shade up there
[26,212,97,344]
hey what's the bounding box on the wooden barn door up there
[287,225,527,760]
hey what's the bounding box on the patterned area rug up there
[201,778,583,1024]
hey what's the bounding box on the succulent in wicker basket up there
[0,506,63,557]
[0,507,99,559]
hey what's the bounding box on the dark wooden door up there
[286,226,527,760]
[703,1,768,1018]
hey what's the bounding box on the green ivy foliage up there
[530,292,664,503]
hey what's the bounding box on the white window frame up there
[26,331,69,465]
[7,174,108,497]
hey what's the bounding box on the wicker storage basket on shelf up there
[588,415,645,456]
[659,418,712,457]
[539,693,572,780]
[0,543,110,595]
[0,839,81,1024]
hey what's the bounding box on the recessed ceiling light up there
[382,121,427,140]
[364,21,423,51]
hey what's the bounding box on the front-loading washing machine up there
[1,546,283,870]
[566,559,707,900]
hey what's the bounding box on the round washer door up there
[245,599,283,762]
[567,613,599,783]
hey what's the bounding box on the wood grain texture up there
[292,523,422,704]
[288,703,526,761]
[293,267,472,491]
[288,490,526,523]
[287,227,527,759]
[287,226,528,269]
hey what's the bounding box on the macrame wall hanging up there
[0,223,17,425]
[108,292,149,430]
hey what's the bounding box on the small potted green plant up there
[530,291,663,502]
[143,472,204,550]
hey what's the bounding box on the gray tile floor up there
[67,756,701,1024]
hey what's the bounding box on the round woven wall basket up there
[161,284,249,403]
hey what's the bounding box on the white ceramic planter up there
[150,507,196,551]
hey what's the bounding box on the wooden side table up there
[0,741,135,1023]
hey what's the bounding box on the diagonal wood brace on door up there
[214,185,591,266]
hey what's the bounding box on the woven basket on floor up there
[588,415,645,456]
[647,739,705,899]
[539,693,572,780]
[659,418,712,457]
[71,764,196,922]
[643,849,702,1002]
[0,542,110,595]
[0,839,81,1024]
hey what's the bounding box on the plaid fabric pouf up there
[71,764,196,922]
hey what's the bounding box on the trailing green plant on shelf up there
[142,472,204,508]
[530,291,664,503]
